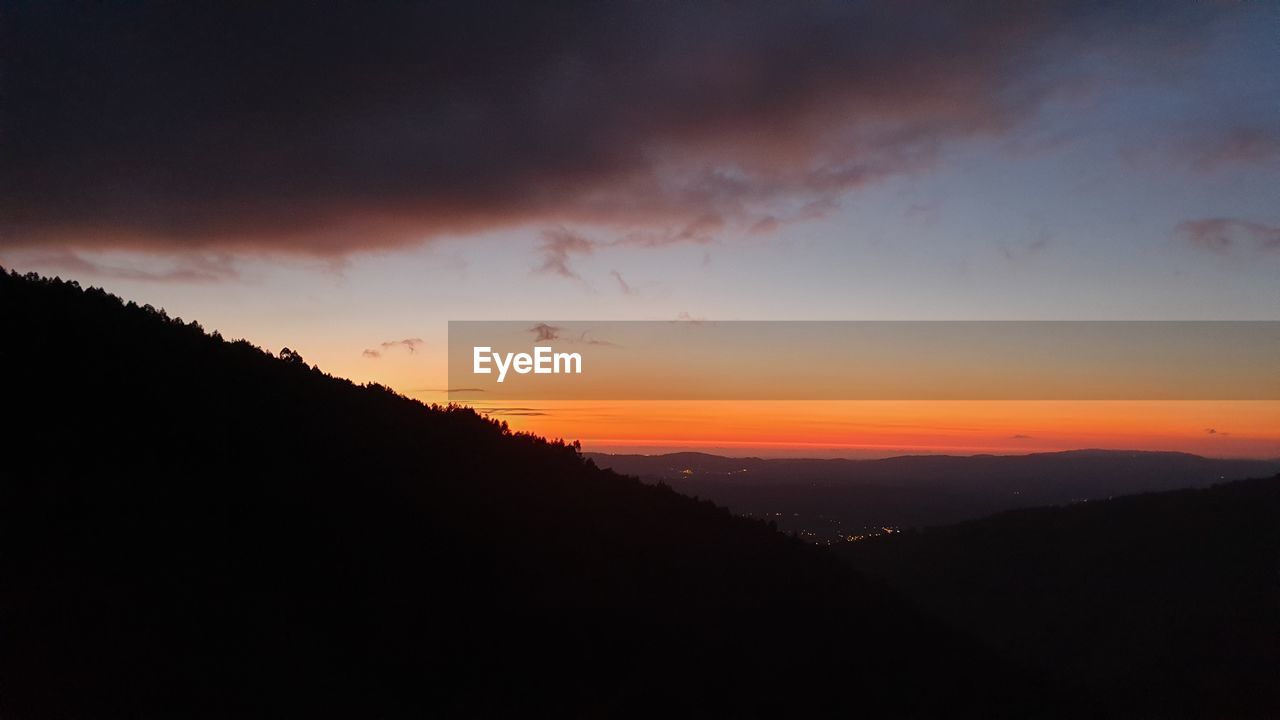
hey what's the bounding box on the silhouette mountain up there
[0,269,1021,717]
[588,451,1280,538]
[841,474,1280,717]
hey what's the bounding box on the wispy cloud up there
[535,228,594,279]
[536,219,723,283]
[2,250,239,283]
[610,269,634,295]
[1186,127,1280,174]
[576,330,619,347]
[382,338,424,353]
[405,387,487,396]
[478,406,551,417]
[529,323,562,342]
[1176,218,1280,254]
[362,337,424,358]
[524,323,616,347]
[999,228,1053,262]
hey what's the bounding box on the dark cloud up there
[362,349,382,359]
[1176,218,1280,254]
[1010,434,1033,440]
[0,1,1221,256]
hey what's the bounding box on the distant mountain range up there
[586,450,1280,537]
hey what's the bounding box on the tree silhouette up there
[0,266,1013,718]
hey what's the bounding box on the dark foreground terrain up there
[0,269,1021,717]
[841,474,1280,717]
[3,268,1276,717]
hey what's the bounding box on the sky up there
[2,1,1278,457]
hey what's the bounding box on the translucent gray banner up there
[447,321,1279,400]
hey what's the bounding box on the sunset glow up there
[474,400,1280,458]
[3,1,1277,461]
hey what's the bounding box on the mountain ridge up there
[0,268,1018,717]
[587,449,1280,538]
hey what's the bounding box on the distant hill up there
[587,451,1280,538]
[840,474,1280,717]
[0,269,1015,718]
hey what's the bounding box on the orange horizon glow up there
[441,400,1280,459]
[237,339,1280,460]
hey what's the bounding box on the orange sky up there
[106,322,1276,460]
[454,400,1280,459]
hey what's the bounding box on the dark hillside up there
[841,475,1280,717]
[0,270,1016,718]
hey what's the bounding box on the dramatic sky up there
[3,1,1277,456]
